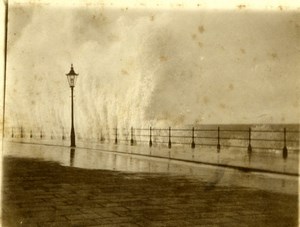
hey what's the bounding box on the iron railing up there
[7,125,299,159]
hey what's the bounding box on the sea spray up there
[5,6,300,139]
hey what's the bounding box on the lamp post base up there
[70,142,76,147]
[70,127,76,147]
[70,140,76,147]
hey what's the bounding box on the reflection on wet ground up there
[7,137,299,175]
[3,141,298,195]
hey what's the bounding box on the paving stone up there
[103,206,130,213]
[93,210,120,218]
[102,202,125,207]
[93,217,137,225]
[2,156,298,227]
[88,224,141,227]
[54,209,82,216]
[65,214,86,221]
[82,213,102,219]
[38,221,71,227]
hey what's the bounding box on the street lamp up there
[66,64,79,147]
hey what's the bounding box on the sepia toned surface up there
[4,1,300,133]
[1,0,299,226]
[2,143,298,227]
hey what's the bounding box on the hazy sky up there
[5,3,300,135]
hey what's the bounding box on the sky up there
[5,2,300,137]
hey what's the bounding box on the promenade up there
[2,142,299,226]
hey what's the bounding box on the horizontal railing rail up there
[6,125,299,160]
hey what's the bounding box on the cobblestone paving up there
[2,157,298,227]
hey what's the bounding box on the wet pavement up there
[2,142,299,226]
[6,137,300,176]
[3,142,299,195]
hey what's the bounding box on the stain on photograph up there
[2,1,299,226]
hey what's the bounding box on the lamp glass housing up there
[66,64,78,87]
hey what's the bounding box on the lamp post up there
[66,64,79,147]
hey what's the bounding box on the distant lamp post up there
[66,64,79,147]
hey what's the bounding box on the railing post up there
[62,127,65,140]
[217,127,221,152]
[283,128,288,159]
[149,127,152,147]
[20,127,23,138]
[191,127,195,149]
[115,128,118,144]
[30,130,33,138]
[248,127,252,153]
[130,127,134,146]
[168,127,172,149]
[11,127,14,138]
[100,130,105,142]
